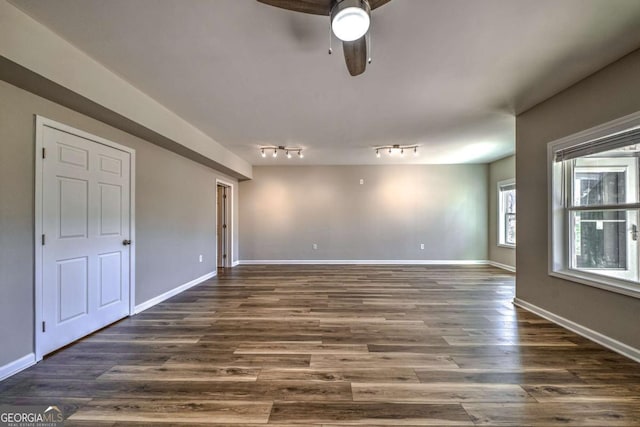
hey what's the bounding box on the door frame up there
[215,178,234,268]
[34,115,136,361]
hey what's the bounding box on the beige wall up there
[0,80,238,366]
[488,155,516,268]
[516,48,640,350]
[239,165,488,261]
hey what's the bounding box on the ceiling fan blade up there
[257,0,332,16]
[343,36,367,76]
[369,0,393,10]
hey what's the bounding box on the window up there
[549,112,640,298]
[498,180,516,247]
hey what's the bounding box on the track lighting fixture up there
[259,145,304,160]
[374,144,419,158]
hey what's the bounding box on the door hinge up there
[223,194,227,199]
[223,254,227,259]
[222,224,227,229]
[42,147,46,159]
[42,321,46,333]
[42,234,46,245]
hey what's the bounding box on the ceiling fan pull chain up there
[367,24,372,64]
[328,20,333,55]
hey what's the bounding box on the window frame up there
[548,110,640,299]
[497,179,516,248]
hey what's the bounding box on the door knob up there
[123,239,132,246]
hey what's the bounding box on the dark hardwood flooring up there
[1,265,639,425]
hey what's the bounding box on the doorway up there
[35,116,135,360]
[216,181,232,269]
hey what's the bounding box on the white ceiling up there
[11,0,640,165]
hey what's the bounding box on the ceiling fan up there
[257,0,393,76]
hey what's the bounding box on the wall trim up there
[0,353,36,381]
[134,271,216,314]
[514,298,640,364]
[488,261,516,272]
[237,260,490,266]
[232,261,240,267]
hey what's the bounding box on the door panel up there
[99,183,122,236]
[99,252,122,307]
[41,126,131,356]
[57,257,89,322]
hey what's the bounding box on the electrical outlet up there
[312,243,318,250]
[199,254,203,262]
[359,179,364,185]
[420,243,425,250]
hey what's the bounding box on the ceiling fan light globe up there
[332,3,370,42]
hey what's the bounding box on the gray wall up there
[488,155,516,268]
[239,165,488,261]
[517,48,640,350]
[0,80,238,366]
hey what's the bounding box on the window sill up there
[549,269,640,299]
[497,244,516,249]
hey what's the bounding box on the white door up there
[40,126,131,356]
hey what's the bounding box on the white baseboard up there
[0,353,36,381]
[514,298,640,363]
[237,259,490,265]
[134,271,216,314]
[488,260,516,272]
[232,260,240,267]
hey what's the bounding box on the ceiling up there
[11,0,640,165]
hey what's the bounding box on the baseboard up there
[232,260,240,267]
[488,260,516,272]
[134,271,216,314]
[513,298,640,363]
[0,353,36,381]
[237,259,490,265]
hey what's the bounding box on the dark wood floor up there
[1,265,640,426]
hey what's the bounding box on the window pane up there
[570,209,637,281]
[574,170,625,206]
[504,189,516,213]
[573,211,627,269]
[498,183,516,246]
[505,213,516,245]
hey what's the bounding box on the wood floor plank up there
[269,401,473,425]
[352,383,534,403]
[414,369,585,385]
[310,353,458,369]
[68,399,273,424]
[522,384,640,402]
[97,365,260,382]
[259,368,420,383]
[463,402,640,426]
